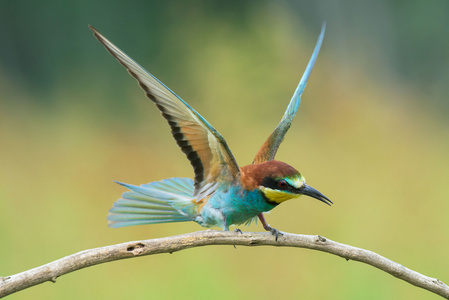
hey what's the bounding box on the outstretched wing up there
[253,24,325,164]
[90,26,239,200]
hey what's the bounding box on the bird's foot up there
[263,225,283,241]
[257,213,283,241]
[232,229,243,249]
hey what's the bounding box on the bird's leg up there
[258,213,283,241]
[222,213,230,231]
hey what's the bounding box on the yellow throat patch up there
[260,187,301,204]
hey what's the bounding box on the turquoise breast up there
[199,185,277,229]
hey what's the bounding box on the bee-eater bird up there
[90,24,331,239]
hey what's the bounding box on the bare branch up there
[1,231,448,299]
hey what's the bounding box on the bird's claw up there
[269,227,283,241]
[232,228,243,249]
[261,222,283,241]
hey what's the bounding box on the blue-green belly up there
[198,185,277,229]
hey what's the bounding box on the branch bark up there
[1,230,448,299]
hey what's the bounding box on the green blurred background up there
[1,1,448,299]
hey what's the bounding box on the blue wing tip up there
[114,180,137,190]
[288,23,326,113]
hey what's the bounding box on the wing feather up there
[253,24,326,164]
[90,26,239,199]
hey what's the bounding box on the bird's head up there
[241,160,332,205]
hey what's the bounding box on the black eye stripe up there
[261,177,291,191]
[261,177,277,189]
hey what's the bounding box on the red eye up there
[278,180,287,188]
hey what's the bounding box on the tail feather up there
[108,177,196,228]
[111,196,176,211]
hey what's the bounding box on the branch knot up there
[126,243,146,255]
[315,235,327,243]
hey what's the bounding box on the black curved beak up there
[297,184,332,206]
